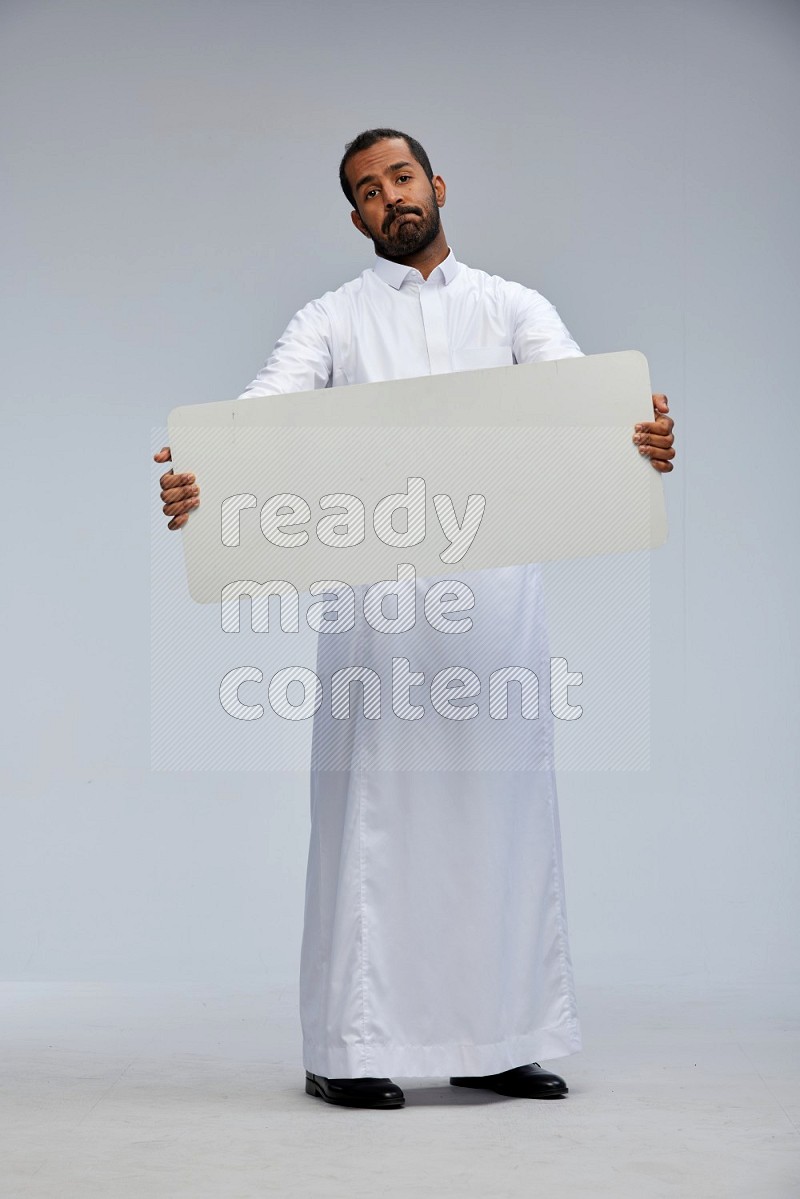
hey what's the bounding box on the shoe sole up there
[450,1079,568,1098]
[305,1077,405,1108]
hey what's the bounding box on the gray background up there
[2,0,798,992]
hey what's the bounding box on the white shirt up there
[238,248,583,398]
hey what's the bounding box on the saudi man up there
[155,128,675,1110]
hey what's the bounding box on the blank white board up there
[167,350,666,604]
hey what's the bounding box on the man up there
[155,128,675,1110]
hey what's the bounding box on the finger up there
[649,458,674,473]
[637,413,674,429]
[638,445,676,462]
[153,446,172,463]
[168,513,190,530]
[635,417,674,436]
[163,496,200,517]
[160,483,199,504]
[651,393,669,412]
[160,470,196,490]
[633,433,673,449]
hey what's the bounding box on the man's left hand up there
[632,394,675,473]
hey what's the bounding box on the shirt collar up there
[372,247,460,289]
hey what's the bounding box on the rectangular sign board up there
[167,350,666,603]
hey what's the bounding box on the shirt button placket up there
[418,278,452,375]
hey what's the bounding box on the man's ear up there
[432,174,446,208]
[351,208,371,238]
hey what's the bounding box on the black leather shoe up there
[305,1071,405,1108]
[450,1062,568,1098]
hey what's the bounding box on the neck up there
[376,228,450,280]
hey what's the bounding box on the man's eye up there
[365,189,378,199]
[397,175,411,183]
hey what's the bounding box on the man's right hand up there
[154,446,200,530]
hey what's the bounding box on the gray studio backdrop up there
[1,0,798,990]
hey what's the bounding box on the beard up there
[368,187,441,259]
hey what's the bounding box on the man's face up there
[346,137,445,259]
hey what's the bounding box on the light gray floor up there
[2,981,797,1198]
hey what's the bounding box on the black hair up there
[339,128,434,209]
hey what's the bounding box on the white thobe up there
[240,249,584,1077]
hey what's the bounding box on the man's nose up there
[385,184,405,208]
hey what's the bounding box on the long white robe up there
[240,249,583,1077]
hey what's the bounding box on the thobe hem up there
[301,1017,582,1080]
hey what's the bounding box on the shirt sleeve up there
[237,298,334,399]
[511,284,584,363]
